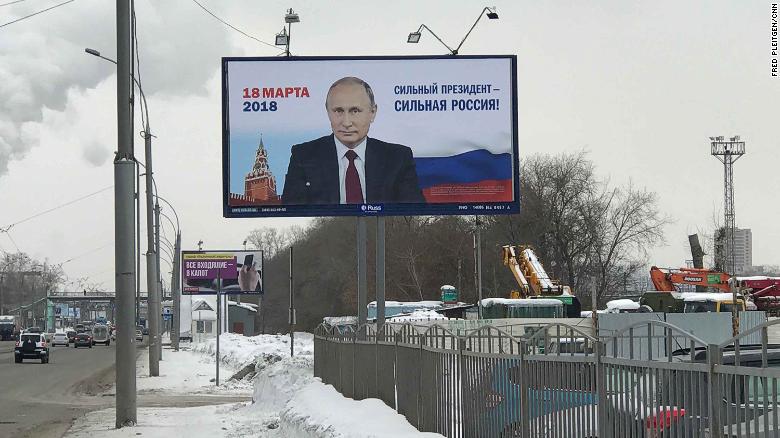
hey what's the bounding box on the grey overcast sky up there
[0,0,778,291]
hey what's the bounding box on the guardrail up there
[314,319,780,438]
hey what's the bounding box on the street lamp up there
[86,45,161,376]
[406,6,499,55]
[85,48,147,329]
[274,8,300,56]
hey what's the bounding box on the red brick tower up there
[244,135,280,204]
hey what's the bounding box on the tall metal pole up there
[376,217,385,334]
[216,271,221,386]
[154,201,162,360]
[136,162,141,326]
[711,135,745,337]
[172,231,181,350]
[474,216,483,318]
[357,218,368,332]
[115,0,137,427]
[144,126,160,377]
[289,246,295,357]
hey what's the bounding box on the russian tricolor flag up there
[415,149,513,203]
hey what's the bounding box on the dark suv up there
[15,333,50,363]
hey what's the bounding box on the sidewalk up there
[65,342,263,437]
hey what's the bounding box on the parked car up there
[14,332,50,363]
[91,324,110,346]
[135,330,144,341]
[51,332,69,346]
[73,332,93,348]
[673,345,780,434]
[66,329,77,343]
[465,359,685,437]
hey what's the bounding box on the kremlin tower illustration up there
[230,135,281,205]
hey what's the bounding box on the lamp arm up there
[419,24,457,55]
[454,7,492,54]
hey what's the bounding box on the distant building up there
[714,227,752,275]
[244,135,281,203]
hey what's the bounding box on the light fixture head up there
[407,32,421,43]
[285,8,300,23]
[486,9,499,19]
[85,48,101,56]
[275,28,289,46]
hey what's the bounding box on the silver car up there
[52,332,69,346]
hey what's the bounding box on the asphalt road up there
[0,339,125,437]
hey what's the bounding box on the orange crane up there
[649,266,731,292]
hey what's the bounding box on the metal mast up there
[710,135,745,275]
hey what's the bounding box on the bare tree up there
[592,183,670,301]
[246,226,295,258]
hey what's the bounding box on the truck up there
[649,266,780,314]
[501,245,582,317]
[0,315,19,341]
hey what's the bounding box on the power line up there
[0,0,75,29]
[0,185,113,232]
[190,0,278,50]
[0,0,27,7]
[57,242,115,266]
[2,230,21,252]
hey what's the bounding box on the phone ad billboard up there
[222,55,519,218]
[181,250,263,295]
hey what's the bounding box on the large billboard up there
[222,55,519,218]
[181,250,264,295]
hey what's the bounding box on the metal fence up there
[314,319,780,438]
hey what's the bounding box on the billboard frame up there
[222,54,519,218]
[180,249,264,296]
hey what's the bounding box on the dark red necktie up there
[345,150,363,204]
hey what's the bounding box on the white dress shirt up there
[335,137,367,204]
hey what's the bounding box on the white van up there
[91,324,110,346]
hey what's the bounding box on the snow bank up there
[278,383,443,438]
[191,332,313,368]
[388,309,448,322]
[246,332,444,437]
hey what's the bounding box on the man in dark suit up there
[281,77,425,205]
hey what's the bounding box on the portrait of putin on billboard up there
[223,55,518,218]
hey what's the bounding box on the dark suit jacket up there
[281,135,425,205]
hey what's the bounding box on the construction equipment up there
[502,245,581,317]
[736,277,780,315]
[649,266,731,292]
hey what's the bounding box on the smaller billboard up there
[181,250,264,295]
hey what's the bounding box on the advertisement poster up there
[181,250,264,295]
[222,55,519,218]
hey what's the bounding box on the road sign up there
[193,301,214,312]
[163,314,172,321]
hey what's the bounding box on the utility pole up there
[154,200,162,360]
[115,0,137,427]
[144,126,160,376]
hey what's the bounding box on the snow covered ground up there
[65,333,443,438]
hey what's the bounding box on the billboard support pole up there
[376,217,385,337]
[475,216,483,319]
[357,218,368,336]
[289,246,295,357]
[172,231,181,351]
[216,271,220,386]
